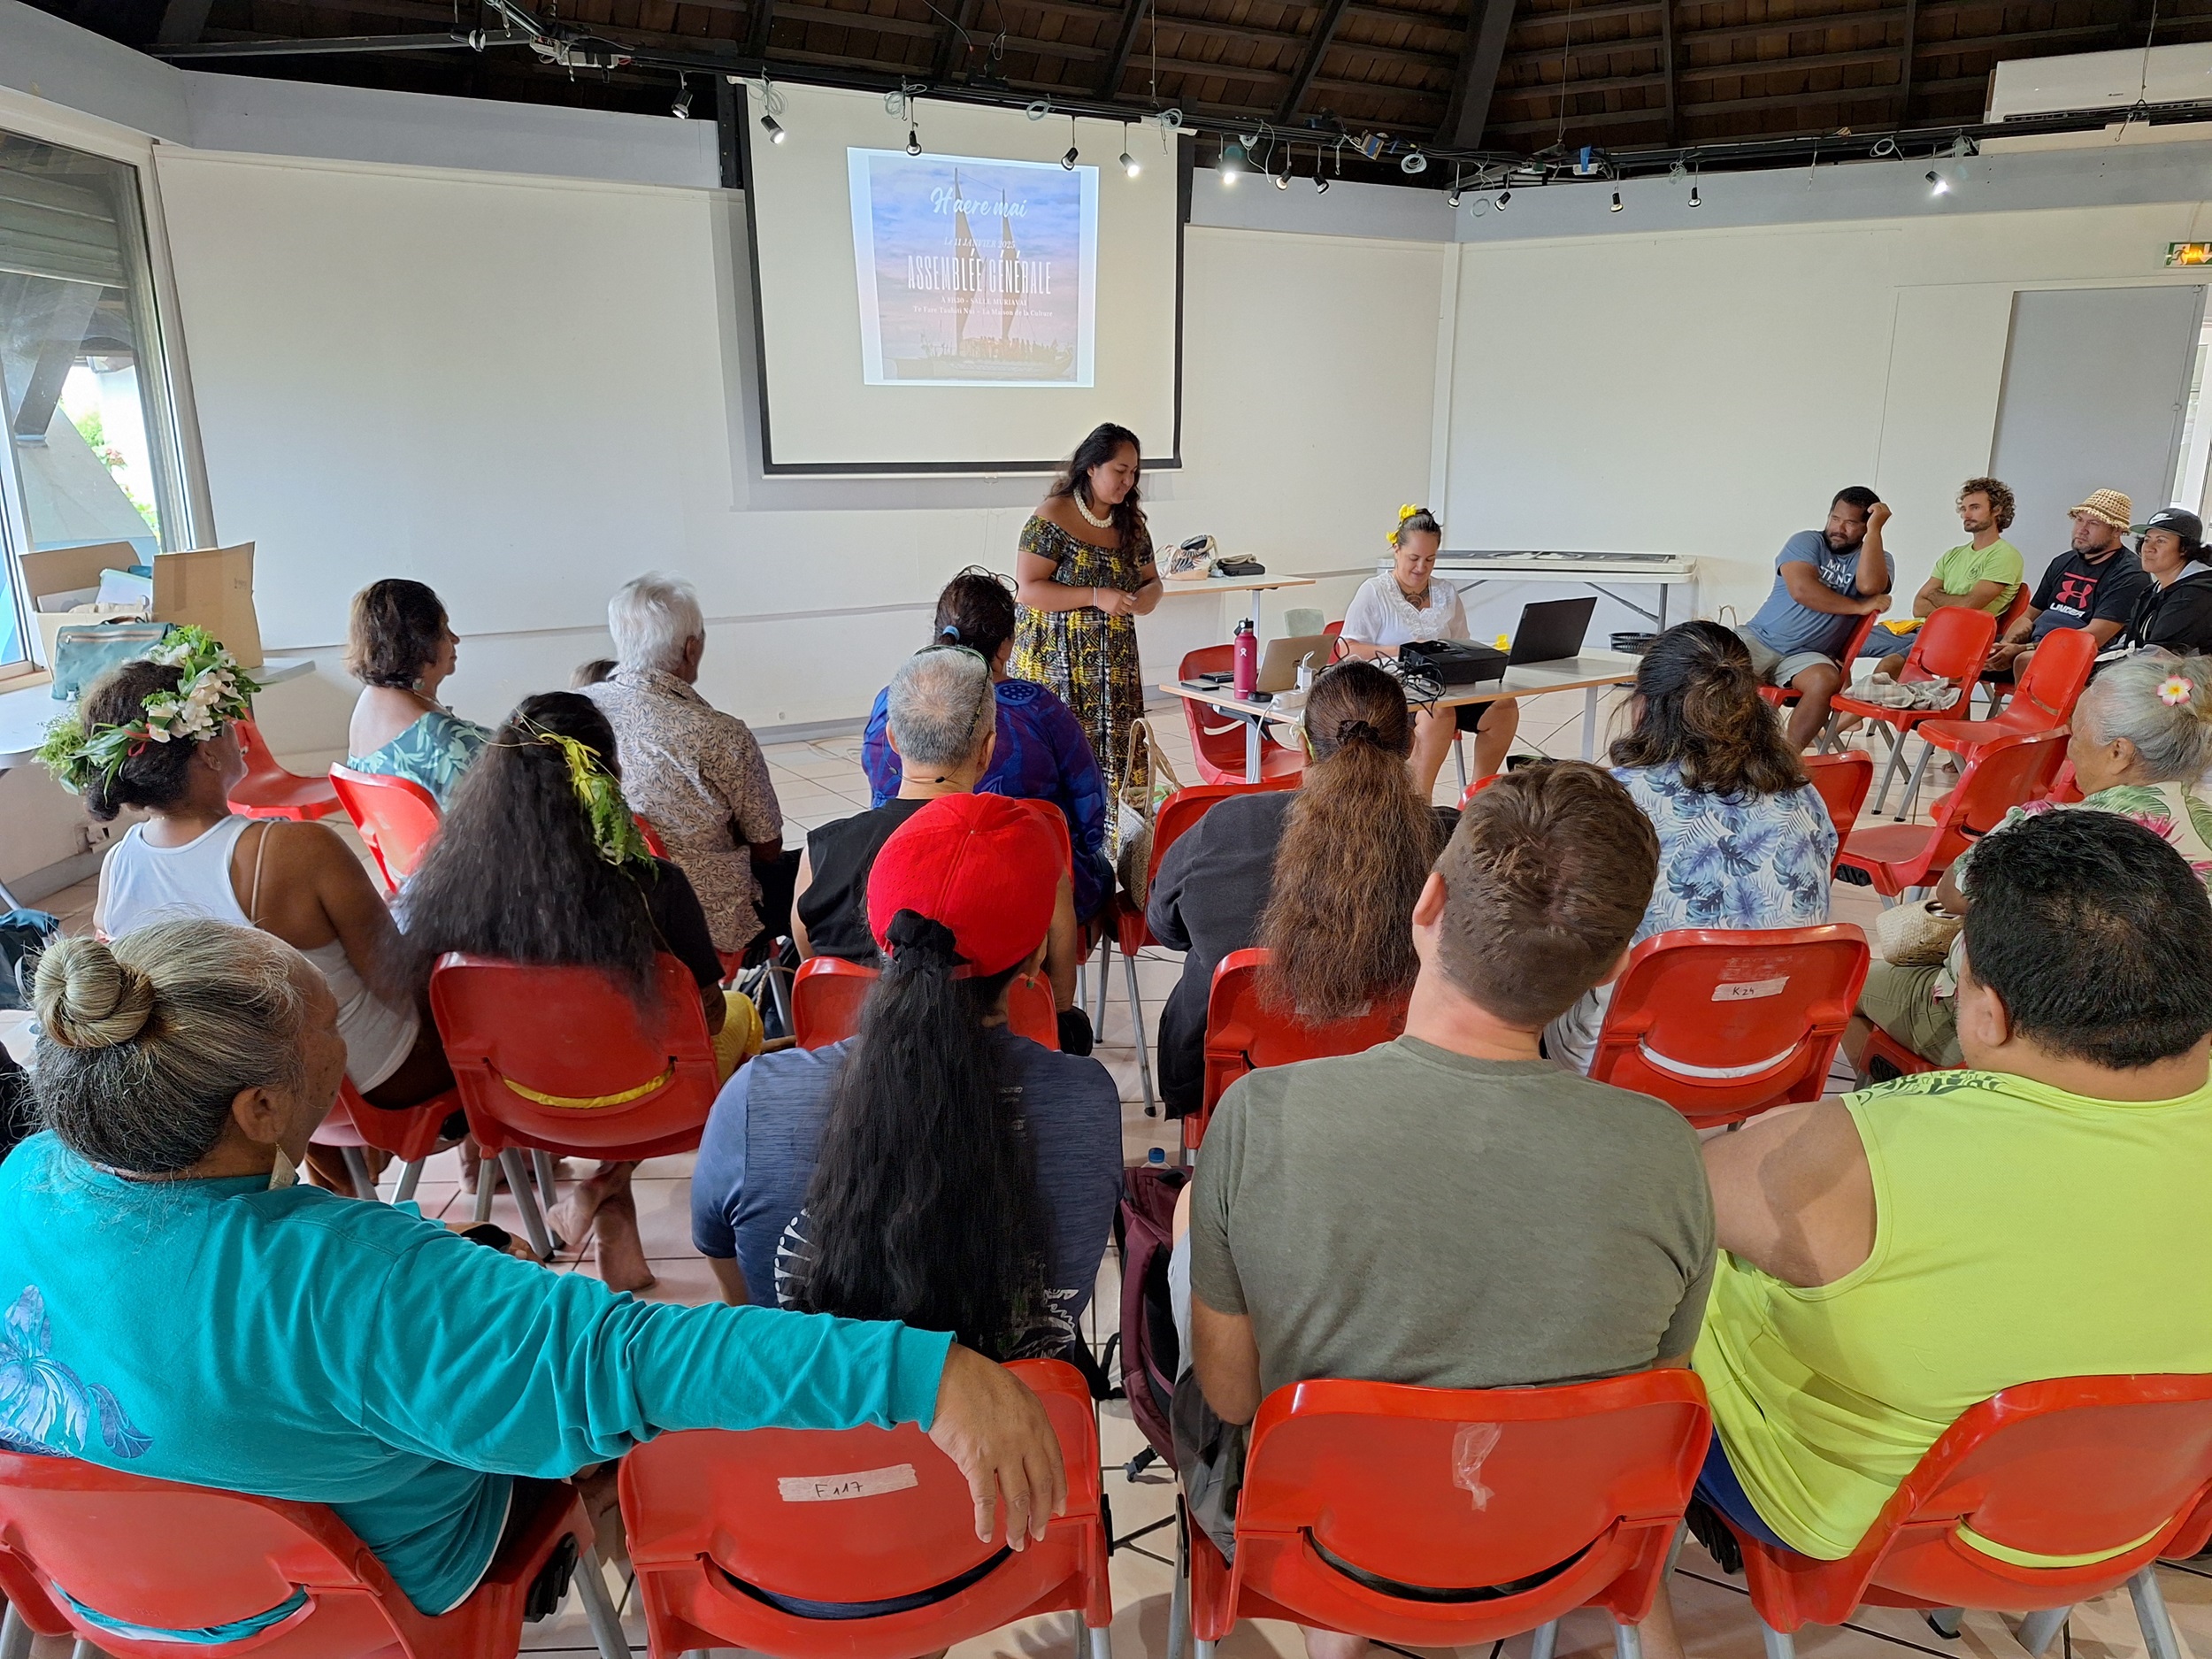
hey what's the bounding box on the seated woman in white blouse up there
[1337,506,1519,798]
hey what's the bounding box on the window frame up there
[0,88,213,685]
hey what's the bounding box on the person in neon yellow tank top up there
[1636,810,2212,1654]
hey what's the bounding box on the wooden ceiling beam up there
[931,0,979,81]
[1440,0,1517,142]
[1096,0,1151,96]
[1276,0,1356,115]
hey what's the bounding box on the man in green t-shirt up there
[1860,475,2024,677]
[1182,764,1716,1659]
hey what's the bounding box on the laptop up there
[1255,634,1333,694]
[1505,597,1598,667]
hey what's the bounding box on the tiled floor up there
[7,691,2170,1659]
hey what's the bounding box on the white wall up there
[1440,201,2212,640]
[147,150,1441,763]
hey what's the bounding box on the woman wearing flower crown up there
[47,633,456,1135]
[1852,652,2212,1071]
[398,691,762,1292]
[1338,505,1520,797]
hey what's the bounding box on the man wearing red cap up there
[695,794,1121,1372]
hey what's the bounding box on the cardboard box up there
[23,541,263,671]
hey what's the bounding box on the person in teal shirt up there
[1861,476,2025,676]
[0,918,1064,1637]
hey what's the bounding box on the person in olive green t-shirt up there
[1862,476,2024,675]
[1185,764,1714,1659]
[1671,810,2212,1651]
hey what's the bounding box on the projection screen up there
[741,83,1185,474]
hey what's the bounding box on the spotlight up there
[908,127,923,156]
[1688,183,1701,207]
[1063,145,1079,168]
[761,113,786,142]
[1316,173,1330,194]
[1495,188,1510,209]
[1608,189,1622,212]
[1400,147,1428,174]
[670,75,692,119]
[1275,165,1290,188]
[1121,150,1139,176]
[1926,168,1949,196]
[1448,186,1462,207]
[1220,139,1247,182]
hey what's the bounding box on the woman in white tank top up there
[74,660,449,1108]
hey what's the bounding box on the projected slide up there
[847,150,1099,388]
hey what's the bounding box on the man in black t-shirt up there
[1987,489,2147,680]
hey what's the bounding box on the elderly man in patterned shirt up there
[584,573,789,959]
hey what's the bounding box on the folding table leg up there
[498,1148,558,1260]
[2129,1566,2184,1659]
[573,1544,629,1659]
[1122,949,1157,1117]
[340,1147,380,1202]
[2018,1607,2068,1655]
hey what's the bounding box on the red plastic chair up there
[309,1079,459,1204]
[791,956,1059,1050]
[1758,611,1882,712]
[1829,607,2000,817]
[428,951,718,1259]
[1324,618,1348,663]
[1459,770,1504,809]
[1857,1022,1939,1086]
[1895,625,2100,819]
[634,815,669,859]
[0,1451,624,1659]
[1103,779,1299,1117]
[329,764,442,894]
[1190,1371,1709,1659]
[1194,947,1409,1148]
[1725,1373,2212,1659]
[1586,926,1871,1129]
[1836,731,2068,898]
[227,719,342,821]
[1179,645,1308,787]
[2047,758,2084,805]
[619,1358,1110,1659]
[1802,753,1874,868]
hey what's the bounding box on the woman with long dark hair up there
[1546,619,1835,1071]
[862,567,1113,918]
[1011,424,1162,796]
[1148,661,1448,1117]
[691,794,1121,1355]
[402,691,761,1290]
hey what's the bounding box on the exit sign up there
[2169,242,2212,266]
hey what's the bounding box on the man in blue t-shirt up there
[1734,487,1894,749]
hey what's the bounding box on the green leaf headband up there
[523,725,652,868]
[35,626,262,796]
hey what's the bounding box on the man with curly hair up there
[1860,476,2024,677]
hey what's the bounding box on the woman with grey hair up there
[0,918,1071,1640]
[581,572,788,957]
[794,647,1081,1024]
[1850,652,2212,1069]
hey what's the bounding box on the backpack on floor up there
[1115,1162,1188,1470]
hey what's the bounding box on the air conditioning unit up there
[1987,42,2212,120]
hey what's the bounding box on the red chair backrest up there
[1196,948,1409,1143]
[328,764,442,891]
[1459,771,1503,810]
[234,718,288,785]
[1223,1372,1709,1645]
[634,815,670,859]
[1935,729,2070,838]
[619,1359,1109,1657]
[2006,624,2100,731]
[1179,645,1248,776]
[1993,582,2034,642]
[1802,753,1874,849]
[2046,758,2085,805]
[0,1450,433,1659]
[1151,780,1293,890]
[792,955,1059,1050]
[428,951,718,1157]
[1587,926,1872,1128]
[1900,605,1998,689]
[1757,1374,2212,1629]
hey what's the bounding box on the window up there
[0,129,192,675]
[2172,296,2212,519]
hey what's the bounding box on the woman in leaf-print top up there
[342,579,491,804]
[1855,653,2212,1070]
[1548,622,1836,1072]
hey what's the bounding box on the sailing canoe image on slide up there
[848,149,1099,388]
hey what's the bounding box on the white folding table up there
[1425,551,1697,634]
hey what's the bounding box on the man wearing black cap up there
[2099,507,2212,665]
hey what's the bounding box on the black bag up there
[1400,640,1508,687]
[0,910,59,1013]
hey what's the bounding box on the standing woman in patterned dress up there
[1011,424,1162,802]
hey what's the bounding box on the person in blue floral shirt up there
[343,580,490,803]
[1548,621,1837,1071]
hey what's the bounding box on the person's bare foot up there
[545,1161,626,1250]
[1300,1626,1368,1659]
[458,1137,482,1195]
[593,1187,656,1294]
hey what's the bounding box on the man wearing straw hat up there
[1985,488,2148,680]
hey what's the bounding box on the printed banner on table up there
[847,150,1098,388]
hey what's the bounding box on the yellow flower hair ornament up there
[526,726,652,866]
[2159,674,2196,708]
